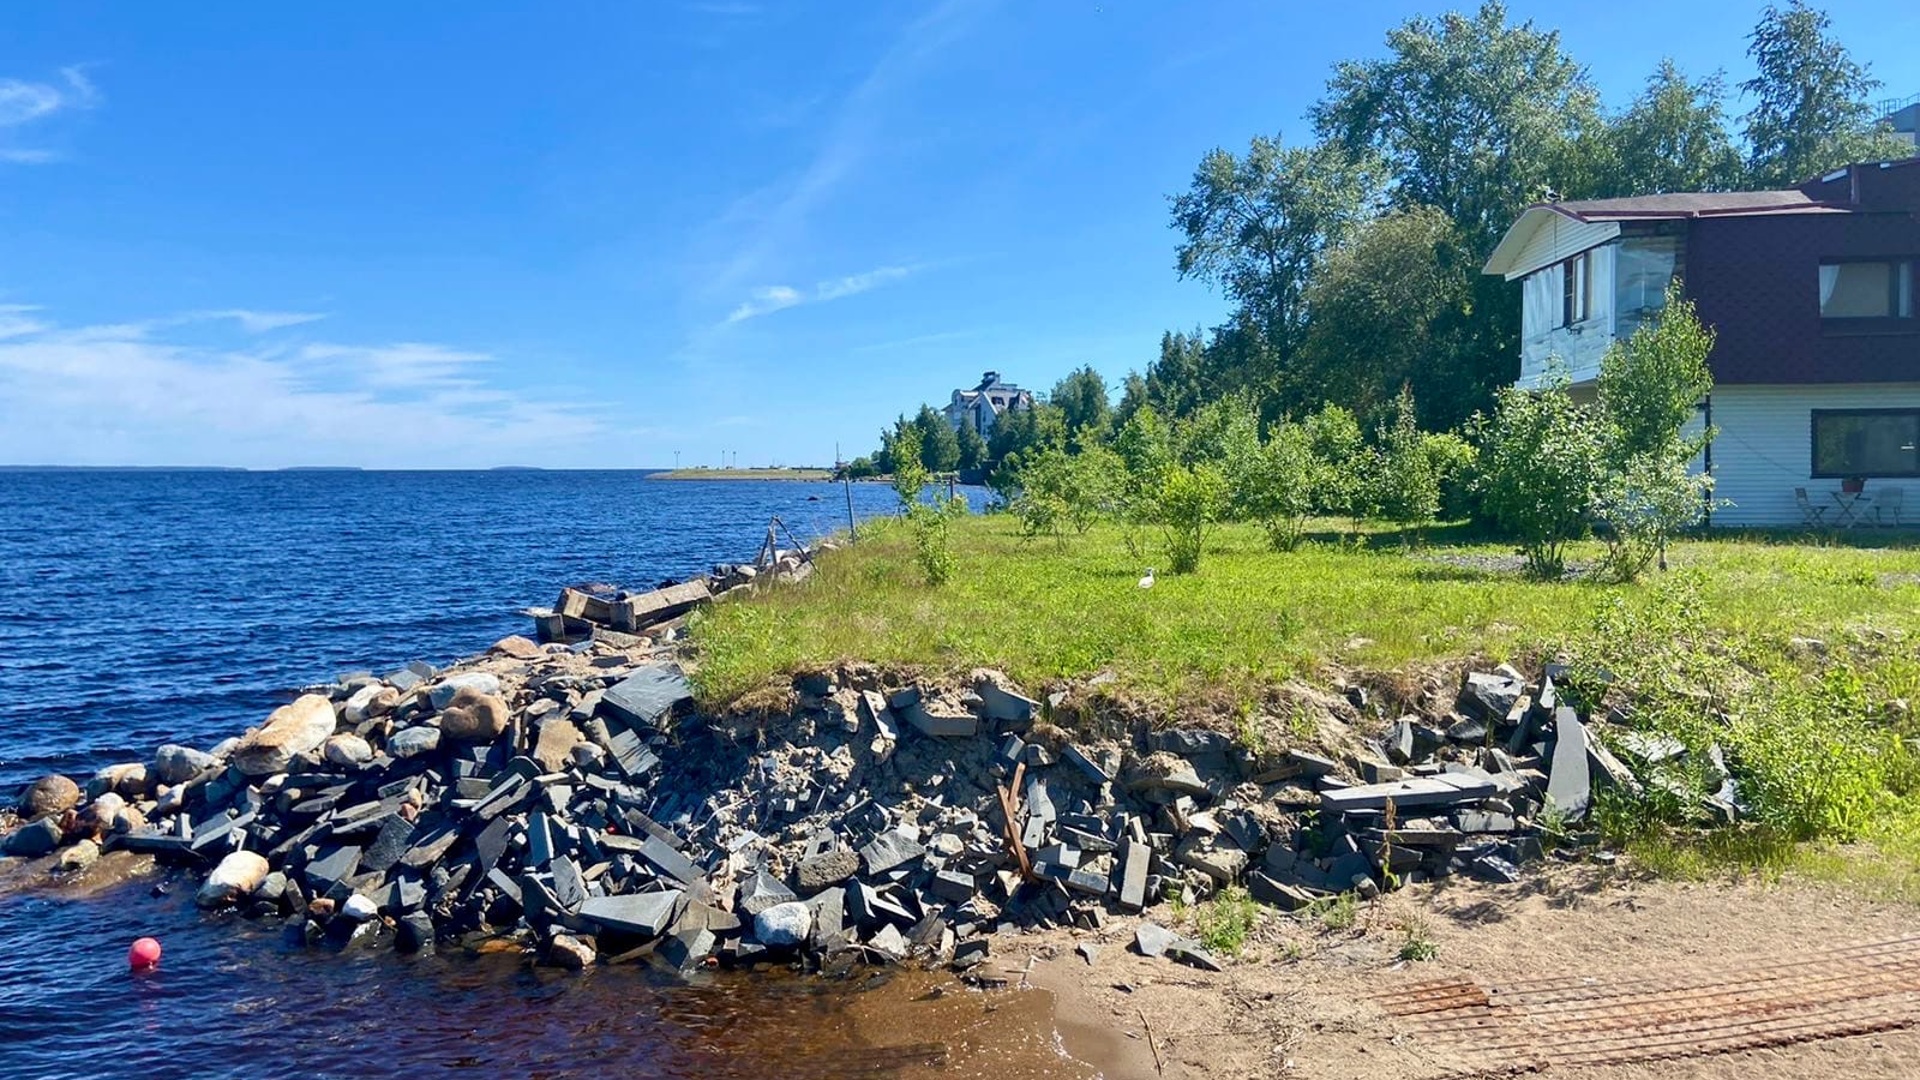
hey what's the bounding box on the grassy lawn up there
[689,512,1920,710]
[690,512,1920,900]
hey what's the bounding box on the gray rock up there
[739,869,798,917]
[580,891,683,938]
[197,851,270,908]
[387,726,441,759]
[752,901,814,947]
[231,695,336,776]
[153,744,216,786]
[1134,922,1179,958]
[1545,707,1592,820]
[323,733,374,767]
[600,666,693,730]
[1459,671,1524,723]
[427,672,501,710]
[18,775,80,820]
[867,923,909,960]
[796,847,860,891]
[859,829,925,876]
[3,817,61,857]
[57,837,101,871]
[546,933,596,970]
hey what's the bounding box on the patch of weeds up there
[1193,885,1259,956]
[1233,702,1262,754]
[1311,892,1357,932]
[1397,918,1437,962]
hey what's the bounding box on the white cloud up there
[190,309,329,333]
[0,66,102,164]
[0,305,602,468]
[725,265,911,323]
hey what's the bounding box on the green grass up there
[689,513,1920,712]
[1191,885,1260,956]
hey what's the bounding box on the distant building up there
[1883,93,1920,151]
[943,371,1033,438]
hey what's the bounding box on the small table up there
[1831,491,1871,528]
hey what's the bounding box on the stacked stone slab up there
[5,644,1702,976]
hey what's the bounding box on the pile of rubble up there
[3,633,1706,975]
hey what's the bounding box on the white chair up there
[1795,488,1826,526]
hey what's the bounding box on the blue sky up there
[2,2,1914,468]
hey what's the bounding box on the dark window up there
[1560,251,1596,328]
[1819,260,1915,319]
[1811,409,1920,478]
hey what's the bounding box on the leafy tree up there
[842,455,879,480]
[987,400,1067,467]
[1156,464,1229,574]
[1141,330,1210,421]
[1051,365,1114,448]
[1242,420,1319,551]
[1592,284,1720,580]
[1742,2,1911,188]
[1301,403,1365,516]
[955,421,988,476]
[912,404,961,474]
[1011,445,1125,543]
[1422,431,1479,521]
[1113,404,1177,559]
[1312,2,1602,423]
[1606,61,1745,196]
[1114,372,1151,428]
[1312,1,1601,253]
[1364,385,1441,529]
[887,425,957,586]
[1474,375,1604,578]
[1169,137,1380,361]
[1295,206,1474,427]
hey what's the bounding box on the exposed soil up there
[1010,866,1920,1079]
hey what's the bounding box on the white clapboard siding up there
[1498,215,1620,281]
[1706,383,1920,527]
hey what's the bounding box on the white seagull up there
[1137,567,1156,589]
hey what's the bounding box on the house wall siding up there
[1519,244,1617,387]
[1501,217,1620,280]
[1708,383,1920,526]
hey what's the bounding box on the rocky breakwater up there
[3,642,1698,979]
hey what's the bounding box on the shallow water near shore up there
[1,469,1057,1080]
[0,876,1092,1080]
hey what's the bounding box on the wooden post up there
[844,472,857,543]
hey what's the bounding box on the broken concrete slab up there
[580,890,683,938]
[1319,773,1497,813]
[859,829,926,877]
[1546,707,1593,820]
[599,666,693,731]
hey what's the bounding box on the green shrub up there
[1241,421,1318,551]
[1472,376,1603,577]
[1194,884,1258,956]
[1364,385,1440,530]
[1157,464,1228,573]
[888,426,957,586]
[1303,403,1365,516]
[1593,452,1717,582]
[1422,430,1478,521]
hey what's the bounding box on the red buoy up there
[129,937,162,970]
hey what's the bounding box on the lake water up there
[0,470,1070,1080]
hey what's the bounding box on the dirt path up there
[1018,864,1920,1079]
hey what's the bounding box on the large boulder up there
[440,689,510,744]
[428,673,502,711]
[387,726,441,759]
[323,733,374,767]
[231,695,337,776]
[75,793,127,839]
[3,817,62,857]
[88,763,149,801]
[753,901,813,948]
[343,684,399,723]
[196,850,271,908]
[154,744,216,786]
[19,775,80,820]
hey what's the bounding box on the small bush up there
[1194,884,1259,956]
[888,426,957,586]
[1473,375,1603,577]
[1364,385,1440,531]
[1312,892,1357,931]
[1397,919,1438,962]
[1593,453,1717,582]
[1242,421,1318,552]
[1157,463,1228,574]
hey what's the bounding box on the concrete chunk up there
[859,829,925,877]
[600,666,693,730]
[1546,707,1592,820]
[1319,774,1496,813]
[580,890,683,937]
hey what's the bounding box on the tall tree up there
[955,420,988,475]
[912,405,961,473]
[1050,365,1114,447]
[1741,1,1909,188]
[1142,330,1209,420]
[1607,61,1745,196]
[1310,1,1604,428]
[1295,206,1475,427]
[1169,137,1380,363]
[1311,1,1603,252]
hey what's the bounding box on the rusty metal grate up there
[1374,936,1920,1073]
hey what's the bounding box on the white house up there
[943,371,1034,439]
[1484,159,1920,528]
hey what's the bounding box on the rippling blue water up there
[0,469,1003,1080]
[0,469,982,789]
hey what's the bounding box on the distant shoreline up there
[649,467,835,481]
